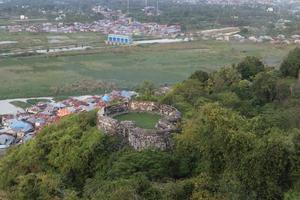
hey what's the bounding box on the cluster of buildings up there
[205,0,276,5]
[6,5,181,38]
[0,90,137,150]
[196,27,300,44]
[209,33,300,45]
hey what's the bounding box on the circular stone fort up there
[97,101,181,150]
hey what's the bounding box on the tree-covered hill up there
[1,48,300,200]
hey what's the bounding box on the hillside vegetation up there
[1,48,300,199]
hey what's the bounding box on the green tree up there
[106,150,175,180]
[285,185,300,200]
[189,70,209,83]
[236,56,265,80]
[84,175,161,200]
[176,103,253,177]
[0,111,120,199]
[252,70,279,104]
[13,173,64,200]
[136,81,157,100]
[239,132,293,200]
[275,79,292,102]
[210,67,241,92]
[280,48,300,78]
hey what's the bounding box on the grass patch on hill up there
[9,101,31,109]
[114,112,161,129]
[9,99,51,109]
[26,99,51,105]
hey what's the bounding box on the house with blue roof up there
[102,95,110,103]
[0,134,15,148]
[9,119,34,133]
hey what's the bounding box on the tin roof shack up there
[51,102,66,109]
[1,114,14,127]
[0,134,15,149]
[27,102,50,114]
[9,119,34,133]
[57,107,76,117]
[41,105,56,116]
[26,117,46,128]
[120,90,137,100]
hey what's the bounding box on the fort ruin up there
[97,101,181,150]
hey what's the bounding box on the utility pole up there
[127,0,130,14]
[145,0,148,7]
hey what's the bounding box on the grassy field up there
[0,37,298,99]
[0,31,106,52]
[114,112,161,129]
[9,101,31,109]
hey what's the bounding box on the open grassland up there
[0,31,106,53]
[0,39,298,99]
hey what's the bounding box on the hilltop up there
[0,48,300,199]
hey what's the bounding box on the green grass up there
[9,99,51,109]
[114,112,161,129]
[26,99,51,105]
[0,31,106,51]
[9,101,31,109]
[0,38,297,99]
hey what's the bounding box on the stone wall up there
[97,115,119,135]
[97,101,181,150]
[128,101,181,119]
[128,128,172,150]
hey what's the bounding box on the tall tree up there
[236,56,265,80]
[280,48,300,78]
[252,71,279,104]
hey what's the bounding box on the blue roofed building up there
[106,34,133,45]
[9,119,34,133]
[102,95,110,103]
[0,134,15,148]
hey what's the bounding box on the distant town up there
[3,4,300,47]
[5,5,181,38]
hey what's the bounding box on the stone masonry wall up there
[97,101,181,150]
